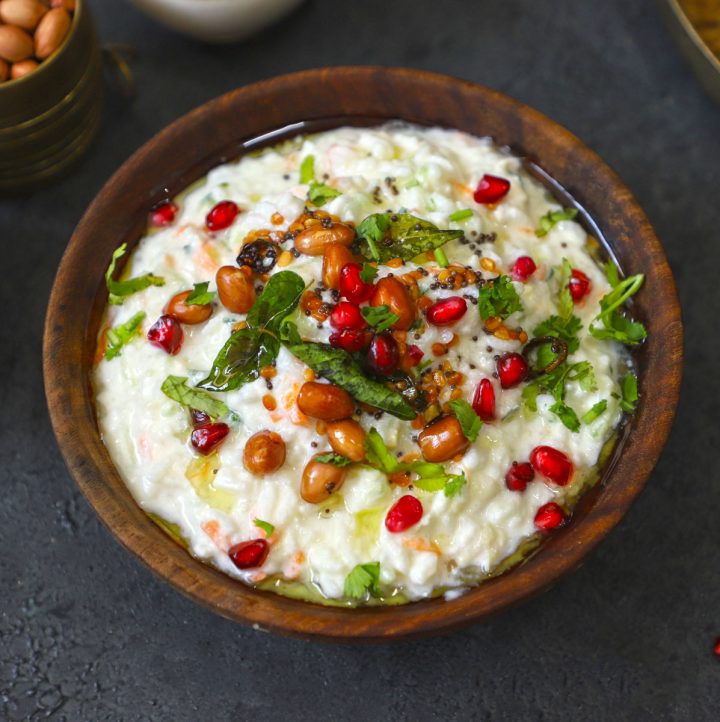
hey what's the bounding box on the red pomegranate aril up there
[471,378,496,422]
[190,409,210,428]
[367,332,399,376]
[329,328,368,353]
[150,201,177,227]
[569,268,591,302]
[339,263,375,303]
[385,494,423,533]
[473,174,511,204]
[534,502,566,531]
[330,301,366,331]
[190,422,230,455]
[505,461,535,492]
[407,344,424,366]
[147,315,184,355]
[496,352,528,388]
[530,445,574,486]
[228,538,269,569]
[206,200,239,231]
[511,256,537,282]
[425,296,467,326]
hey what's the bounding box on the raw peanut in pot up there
[0,57,8,81]
[296,381,355,421]
[0,24,33,62]
[10,57,36,78]
[294,222,354,256]
[301,454,347,503]
[0,0,47,31]
[34,6,71,60]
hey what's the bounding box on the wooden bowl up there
[43,67,682,641]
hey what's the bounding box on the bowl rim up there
[43,66,683,641]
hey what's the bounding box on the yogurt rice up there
[93,123,645,604]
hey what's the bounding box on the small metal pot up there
[0,0,103,193]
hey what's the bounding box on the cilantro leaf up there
[314,452,353,467]
[549,399,580,432]
[449,209,473,222]
[161,375,230,419]
[254,518,275,535]
[365,428,401,474]
[533,314,582,354]
[360,263,378,284]
[105,243,165,305]
[605,261,621,288]
[620,372,639,413]
[434,247,449,268]
[478,275,523,321]
[361,304,400,333]
[448,399,482,442]
[344,562,382,599]
[582,400,608,424]
[443,473,467,498]
[299,155,315,184]
[307,182,341,207]
[105,311,146,360]
[185,281,215,305]
[535,208,578,237]
[556,258,575,320]
[589,274,646,345]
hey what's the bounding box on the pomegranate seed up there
[367,332,399,376]
[530,446,574,486]
[228,538,269,569]
[147,315,184,355]
[330,301,366,331]
[568,269,591,302]
[505,461,534,492]
[473,174,511,204]
[385,495,423,533]
[534,502,566,531]
[407,344,424,366]
[425,296,468,326]
[471,378,496,422]
[206,200,239,231]
[496,352,528,388]
[511,256,537,282]
[339,263,375,303]
[190,422,230,455]
[190,409,210,427]
[329,328,368,353]
[150,201,177,227]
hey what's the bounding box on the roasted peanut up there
[322,242,354,290]
[243,430,286,475]
[301,454,347,503]
[417,415,469,462]
[294,222,355,256]
[34,6,71,60]
[0,58,8,81]
[10,58,36,78]
[370,276,416,330]
[296,381,354,421]
[165,290,213,324]
[326,419,366,462]
[216,265,255,314]
[0,0,46,30]
[0,24,33,62]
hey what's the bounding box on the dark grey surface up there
[1,0,717,719]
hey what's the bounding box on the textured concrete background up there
[1,0,718,719]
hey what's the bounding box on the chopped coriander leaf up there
[434,247,449,268]
[549,399,580,432]
[582,400,608,424]
[185,281,215,305]
[443,473,467,498]
[365,428,400,474]
[314,452,353,467]
[535,207,578,237]
[449,209,473,222]
[359,263,378,284]
[361,304,400,333]
[589,274,647,345]
[254,518,275,536]
[620,372,639,413]
[105,311,146,360]
[478,275,523,321]
[557,259,575,320]
[299,155,315,184]
[533,314,582,354]
[105,243,165,305]
[448,399,482,442]
[605,261,621,288]
[344,562,382,599]
[307,181,341,207]
[161,375,230,419]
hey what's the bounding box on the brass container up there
[0,0,103,193]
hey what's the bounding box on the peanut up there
[34,6,71,60]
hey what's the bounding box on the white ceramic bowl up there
[130,0,304,43]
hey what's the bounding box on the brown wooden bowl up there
[43,67,683,641]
